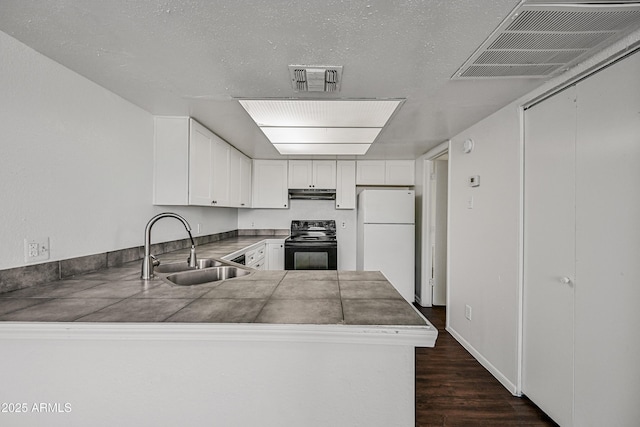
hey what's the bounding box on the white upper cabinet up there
[288,160,336,189]
[190,119,233,207]
[253,160,289,209]
[153,117,251,208]
[356,161,386,185]
[336,161,356,209]
[313,161,337,189]
[356,160,415,186]
[188,120,217,206]
[385,160,415,186]
[239,155,252,208]
[228,147,252,208]
[209,133,231,206]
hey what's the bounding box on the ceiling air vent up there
[288,65,343,92]
[452,1,640,79]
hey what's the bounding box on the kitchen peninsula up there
[0,238,437,427]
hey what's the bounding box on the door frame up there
[419,141,450,308]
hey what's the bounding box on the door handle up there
[560,276,572,285]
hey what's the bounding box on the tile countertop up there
[0,237,430,328]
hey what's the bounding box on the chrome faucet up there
[141,212,197,279]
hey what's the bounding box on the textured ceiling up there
[0,0,555,159]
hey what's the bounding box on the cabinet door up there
[252,160,289,209]
[336,161,355,209]
[288,161,313,188]
[189,120,215,206]
[313,161,337,189]
[267,242,285,270]
[356,161,385,185]
[239,155,252,208]
[211,136,230,206]
[385,160,415,185]
[228,148,243,207]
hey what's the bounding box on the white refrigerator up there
[357,189,415,302]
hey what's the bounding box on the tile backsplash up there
[0,230,240,294]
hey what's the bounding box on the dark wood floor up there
[414,305,558,427]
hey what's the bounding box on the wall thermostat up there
[468,175,480,187]
[463,138,474,154]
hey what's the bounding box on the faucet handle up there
[150,254,160,267]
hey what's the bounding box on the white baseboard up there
[446,326,519,396]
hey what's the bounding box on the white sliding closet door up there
[523,51,640,427]
[523,86,576,427]
[573,52,640,427]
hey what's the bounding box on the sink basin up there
[155,258,225,274]
[165,266,251,286]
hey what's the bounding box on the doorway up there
[418,142,449,307]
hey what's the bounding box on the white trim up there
[447,325,519,396]
[418,141,450,307]
[446,140,452,328]
[516,106,525,396]
[423,141,449,160]
[0,322,437,347]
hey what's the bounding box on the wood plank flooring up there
[414,306,558,427]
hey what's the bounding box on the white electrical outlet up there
[24,237,50,263]
[465,304,472,321]
[341,221,346,229]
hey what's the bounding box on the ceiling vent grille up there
[288,65,343,92]
[452,2,640,79]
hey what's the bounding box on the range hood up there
[288,188,336,200]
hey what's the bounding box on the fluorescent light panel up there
[273,144,371,155]
[238,99,403,156]
[261,127,381,144]
[239,99,402,127]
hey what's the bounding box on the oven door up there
[284,243,337,270]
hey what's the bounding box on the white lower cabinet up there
[267,241,285,270]
[246,243,266,270]
[221,239,284,271]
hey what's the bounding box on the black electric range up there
[284,220,338,270]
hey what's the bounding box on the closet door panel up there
[523,86,576,427]
[574,52,640,427]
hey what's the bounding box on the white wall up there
[0,31,237,270]
[238,199,357,270]
[447,105,522,392]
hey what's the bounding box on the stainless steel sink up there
[165,266,251,286]
[155,258,225,274]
